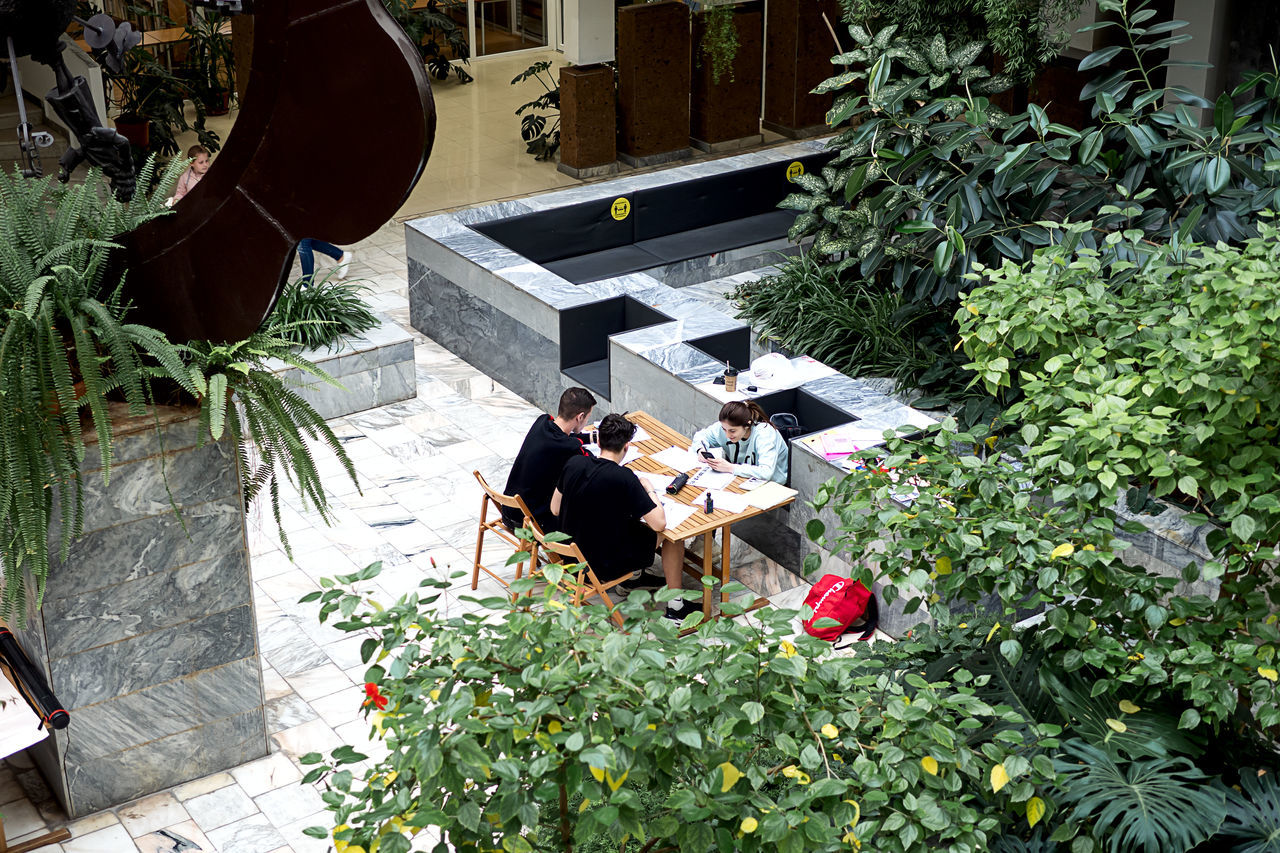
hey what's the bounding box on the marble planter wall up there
[13,405,266,817]
[268,314,416,420]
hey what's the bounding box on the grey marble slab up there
[64,708,267,816]
[62,656,262,764]
[43,551,251,658]
[75,440,240,534]
[46,501,243,599]
[52,605,256,708]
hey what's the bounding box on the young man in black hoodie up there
[501,387,597,532]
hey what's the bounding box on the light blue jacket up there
[691,421,789,483]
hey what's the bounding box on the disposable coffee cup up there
[724,364,738,393]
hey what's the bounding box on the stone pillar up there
[690,3,763,152]
[13,404,266,818]
[563,0,615,65]
[762,0,840,137]
[617,1,693,167]
[559,64,619,178]
[1166,0,1231,124]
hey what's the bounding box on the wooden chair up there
[472,470,545,597]
[0,820,70,852]
[531,530,627,628]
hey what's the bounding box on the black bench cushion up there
[635,210,795,263]
[543,245,665,284]
[474,195,635,264]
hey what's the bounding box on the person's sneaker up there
[335,251,353,279]
[664,603,688,623]
[619,571,665,592]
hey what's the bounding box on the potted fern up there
[0,161,356,620]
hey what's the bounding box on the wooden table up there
[623,411,796,622]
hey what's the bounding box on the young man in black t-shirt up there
[502,387,596,532]
[551,413,667,586]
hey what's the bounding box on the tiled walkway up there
[0,222,817,852]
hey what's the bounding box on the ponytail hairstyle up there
[719,400,769,429]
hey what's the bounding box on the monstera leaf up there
[1221,769,1280,853]
[1056,739,1226,853]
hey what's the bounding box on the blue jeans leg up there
[297,239,343,281]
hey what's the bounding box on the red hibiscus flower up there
[363,682,388,710]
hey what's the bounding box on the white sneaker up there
[335,251,353,279]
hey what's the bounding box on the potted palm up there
[184,8,237,115]
[103,43,219,155]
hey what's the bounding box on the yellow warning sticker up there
[611,197,631,220]
[786,161,805,182]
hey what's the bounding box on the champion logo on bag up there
[802,574,877,642]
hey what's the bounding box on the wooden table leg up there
[720,523,732,607]
[701,531,714,618]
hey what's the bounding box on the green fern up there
[0,160,360,622]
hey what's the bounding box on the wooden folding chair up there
[472,470,546,597]
[532,530,628,628]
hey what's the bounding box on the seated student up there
[690,400,789,484]
[658,400,789,621]
[502,387,596,533]
[550,413,667,586]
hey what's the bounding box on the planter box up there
[13,404,266,817]
[690,3,763,151]
[267,313,416,420]
[617,1,693,167]
[762,0,840,137]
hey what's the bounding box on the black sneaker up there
[663,604,688,623]
[619,571,665,592]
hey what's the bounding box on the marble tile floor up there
[0,223,828,852]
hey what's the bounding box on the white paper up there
[688,468,736,490]
[0,669,48,759]
[744,482,798,510]
[692,489,750,514]
[738,477,767,491]
[660,500,698,530]
[632,425,651,442]
[586,444,643,465]
[650,446,701,473]
[636,471,673,493]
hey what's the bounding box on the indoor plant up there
[0,159,355,619]
[183,7,237,115]
[103,41,220,155]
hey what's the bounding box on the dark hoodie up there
[501,414,589,531]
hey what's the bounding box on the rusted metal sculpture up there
[117,0,435,343]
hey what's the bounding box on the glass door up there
[472,0,548,56]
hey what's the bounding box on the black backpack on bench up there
[769,413,803,441]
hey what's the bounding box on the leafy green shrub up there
[730,251,966,409]
[840,0,1088,83]
[738,0,1280,412]
[265,276,379,352]
[805,224,1280,851]
[300,562,1059,853]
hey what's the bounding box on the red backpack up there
[802,575,877,642]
